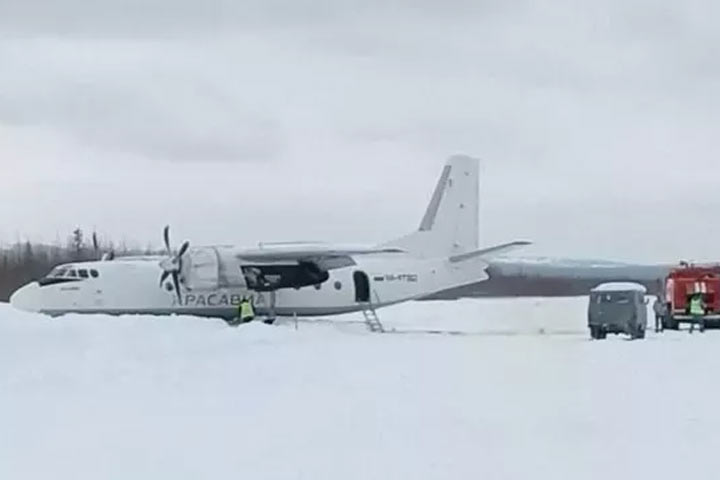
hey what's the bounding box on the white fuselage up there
[10,252,488,320]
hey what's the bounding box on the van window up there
[614,294,631,304]
[90,270,99,278]
[79,269,89,279]
[595,293,632,304]
[594,292,635,305]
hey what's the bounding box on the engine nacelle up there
[181,247,247,291]
[181,247,329,292]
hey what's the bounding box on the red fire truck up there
[662,264,720,330]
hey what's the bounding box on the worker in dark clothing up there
[653,296,666,332]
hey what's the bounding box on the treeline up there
[0,228,155,302]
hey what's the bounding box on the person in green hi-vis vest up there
[689,292,706,333]
[240,297,255,324]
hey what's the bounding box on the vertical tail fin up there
[384,155,480,258]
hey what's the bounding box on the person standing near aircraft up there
[228,297,255,326]
[240,297,255,324]
[653,296,666,332]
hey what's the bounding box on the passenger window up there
[90,270,99,278]
[79,270,89,279]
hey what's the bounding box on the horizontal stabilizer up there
[448,241,532,263]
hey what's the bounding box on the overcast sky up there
[0,0,718,261]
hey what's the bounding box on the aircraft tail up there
[384,155,480,258]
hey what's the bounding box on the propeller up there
[159,225,190,304]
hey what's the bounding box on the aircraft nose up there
[10,282,41,312]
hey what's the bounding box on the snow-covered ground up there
[2,298,720,479]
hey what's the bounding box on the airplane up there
[9,155,530,323]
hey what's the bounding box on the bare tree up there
[71,227,84,260]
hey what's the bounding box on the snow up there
[591,282,647,293]
[2,298,720,479]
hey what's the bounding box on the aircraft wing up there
[448,240,532,263]
[236,245,406,269]
[421,257,672,299]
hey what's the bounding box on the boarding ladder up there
[360,302,385,333]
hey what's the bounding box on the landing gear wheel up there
[264,291,277,326]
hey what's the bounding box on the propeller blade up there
[172,272,182,305]
[159,270,170,286]
[92,232,99,253]
[163,225,171,254]
[178,241,190,258]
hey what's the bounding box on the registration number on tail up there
[373,274,418,283]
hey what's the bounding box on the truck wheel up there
[634,326,646,339]
[663,316,678,331]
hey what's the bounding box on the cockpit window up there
[79,269,89,279]
[48,267,68,278]
[90,270,99,278]
[39,266,84,287]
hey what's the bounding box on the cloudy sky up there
[0,0,718,261]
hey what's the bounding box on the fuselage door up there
[353,270,371,303]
